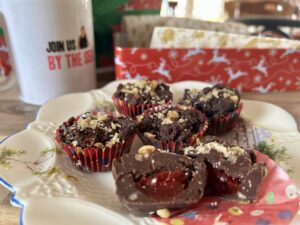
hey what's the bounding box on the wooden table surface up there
[0,82,299,225]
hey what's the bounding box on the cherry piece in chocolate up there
[206,163,240,195]
[137,170,190,201]
[183,138,265,201]
[112,146,207,212]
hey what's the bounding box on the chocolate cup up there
[137,104,208,153]
[55,112,136,173]
[112,151,207,212]
[112,96,171,118]
[206,103,243,135]
[56,135,134,173]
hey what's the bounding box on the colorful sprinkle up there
[278,210,293,220]
[285,184,299,199]
[170,219,184,225]
[265,191,275,204]
[181,211,197,219]
[208,201,219,209]
[250,210,264,216]
[256,219,270,225]
[228,206,243,216]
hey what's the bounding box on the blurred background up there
[93,0,300,74]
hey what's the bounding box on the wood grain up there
[0,85,299,225]
[0,206,19,225]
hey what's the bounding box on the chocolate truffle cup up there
[112,80,173,118]
[55,112,136,173]
[183,137,265,201]
[137,105,208,153]
[207,103,243,135]
[112,145,207,213]
[179,85,243,135]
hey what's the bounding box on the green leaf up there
[40,147,62,157]
[256,141,289,162]
[256,141,294,174]
[0,147,26,169]
[65,175,79,182]
[265,191,275,204]
[32,166,61,177]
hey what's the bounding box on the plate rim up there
[0,80,299,225]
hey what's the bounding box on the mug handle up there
[0,12,15,92]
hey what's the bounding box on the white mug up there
[0,0,96,105]
[0,25,14,91]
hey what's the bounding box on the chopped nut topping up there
[144,132,156,140]
[157,113,164,119]
[178,118,186,123]
[150,80,158,89]
[136,115,144,122]
[111,122,116,130]
[183,86,239,106]
[230,95,239,103]
[106,133,120,147]
[184,141,245,163]
[135,154,143,161]
[162,117,173,125]
[114,80,172,105]
[156,208,171,218]
[128,192,138,201]
[138,145,156,159]
[58,112,136,151]
[77,113,108,130]
[167,110,179,119]
[200,87,239,104]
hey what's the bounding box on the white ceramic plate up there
[0,80,300,225]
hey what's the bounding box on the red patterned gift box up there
[115,47,300,92]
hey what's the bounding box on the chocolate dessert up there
[57,112,136,148]
[180,85,240,118]
[183,137,265,200]
[112,145,207,212]
[113,80,172,105]
[56,112,136,172]
[179,85,242,134]
[137,105,208,152]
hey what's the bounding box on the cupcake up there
[55,112,136,172]
[183,137,265,201]
[137,104,208,152]
[179,85,242,135]
[112,145,207,212]
[112,80,173,118]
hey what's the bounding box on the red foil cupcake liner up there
[206,103,243,135]
[55,131,135,173]
[112,96,169,118]
[137,104,208,153]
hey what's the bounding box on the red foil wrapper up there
[206,103,243,135]
[112,96,170,118]
[137,104,208,153]
[55,132,134,173]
